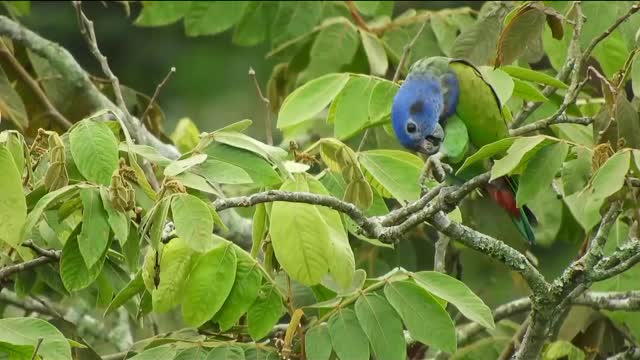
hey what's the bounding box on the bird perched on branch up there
[391,56,537,243]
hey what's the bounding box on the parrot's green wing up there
[448,59,509,148]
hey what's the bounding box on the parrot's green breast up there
[448,60,509,148]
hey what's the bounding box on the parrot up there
[391,56,537,243]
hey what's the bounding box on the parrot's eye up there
[406,122,417,133]
[410,101,424,114]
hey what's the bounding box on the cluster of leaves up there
[2,1,640,360]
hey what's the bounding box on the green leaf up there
[442,115,470,164]
[61,235,105,292]
[431,13,459,57]
[451,336,511,360]
[358,150,424,202]
[270,1,323,47]
[478,66,514,106]
[382,20,443,71]
[360,30,388,76]
[616,94,640,149]
[413,271,494,329]
[491,136,550,181]
[517,142,569,207]
[153,237,195,313]
[562,147,592,196]
[307,177,355,290]
[0,145,26,252]
[0,318,71,360]
[355,294,406,360]
[135,1,192,26]
[450,3,507,66]
[78,188,110,268]
[251,203,268,258]
[99,187,129,247]
[212,131,287,161]
[232,2,277,46]
[182,242,237,326]
[170,118,200,153]
[164,154,208,177]
[247,284,285,340]
[328,308,369,360]
[277,73,350,129]
[174,173,223,196]
[21,185,81,242]
[118,142,171,166]
[128,344,177,360]
[330,76,377,140]
[305,324,332,360]
[367,79,398,125]
[0,341,33,359]
[512,78,548,102]
[191,159,253,185]
[205,143,281,187]
[565,150,631,232]
[105,270,144,316]
[542,340,585,360]
[301,18,359,81]
[501,65,568,89]
[175,347,209,360]
[495,4,546,66]
[146,197,171,250]
[69,120,119,185]
[270,176,332,285]
[184,1,249,36]
[244,346,279,360]
[0,66,27,129]
[207,345,245,360]
[215,244,263,331]
[171,193,215,252]
[384,281,456,353]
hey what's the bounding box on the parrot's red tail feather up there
[487,187,520,218]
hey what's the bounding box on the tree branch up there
[509,115,592,137]
[0,241,60,280]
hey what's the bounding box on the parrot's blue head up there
[391,73,445,156]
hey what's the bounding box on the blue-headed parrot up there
[391,56,537,243]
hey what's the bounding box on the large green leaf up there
[358,150,423,202]
[204,143,281,186]
[0,318,71,360]
[69,120,119,185]
[269,177,332,286]
[128,344,177,360]
[191,159,253,185]
[382,19,443,70]
[306,177,355,290]
[450,2,508,66]
[516,142,569,207]
[367,79,398,126]
[0,145,27,253]
[542,340,586,360]
[328,308,369,360]
[355,294,406,360]
[153,237,195,313]
[247,284,285,340]
[478,66,514,106]
[0,66,27,129]
[277,73,350,129]
[184,1,249,36]
[78,188,110,268]
[442,115,470,164]
[413,271,494,330]
[512,78,548,102]
[561,147,592,196]
[501,65,568,89]
[360,30,388,76]
[215,244,263,331]
[329,76,377,140]
[182,241,237,326]
[60,235,105,291]
[305,323,332,360]
[171,193,215,252]
[302,18,359,81]
[457,138,515,174]
[565,150,631,232]
[244,346,279,360]
[135,1,192,26]
[495,3,546,66]
[491,136,551,181]
[105,270,144,316]
[233,2,278,46]
[164,154,207,177]
[21,185,81,242]
[212,131,287,162]
[269,1,323,47]
[384,281,456,353]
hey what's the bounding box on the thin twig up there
[31,338,43,360]
[345,0,370,31]
[393,20,428,83]
[249,67,273,145]
[0,40,72,129]
[140,66,175,124]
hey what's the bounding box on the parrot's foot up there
[420,152,452,190]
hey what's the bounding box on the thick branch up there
[0,256,57,280]
[0,15,179,159]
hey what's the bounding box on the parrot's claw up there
[420,152,451,187]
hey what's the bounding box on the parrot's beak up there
[417,123,444,156]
